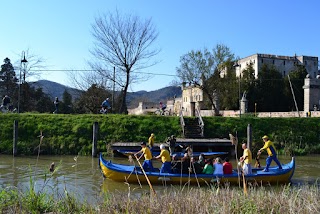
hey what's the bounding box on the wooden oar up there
[229,133,241,188]
[242,167,248,196]
[133,155,156,195]
[237,158,248,196]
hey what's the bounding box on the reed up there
[1,183,320,213]
[98,184,320,214]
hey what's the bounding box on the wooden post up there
[13,120,18,156]
[247,124,252,151]
[92,122,99,157]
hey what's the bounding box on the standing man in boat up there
[148,133,155,153]
[167,135,176,155]
[258,135,282,172]
[154,144,171,173]
[134,142,154,172]
[240,143,252,175]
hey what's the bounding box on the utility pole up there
[288,74,300,117]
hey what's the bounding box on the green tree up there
[74,84,112,114]
[284,64,308,111]
[0,58,18,98]
[34,88,53,113]
[89,10,159,114]
[256,64,286,112]
[176,44,236,114]
[209,59,238,110]
[241,63,258,112]
[60,90,74,114]
[18,82,52,113]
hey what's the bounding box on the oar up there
[133,155,156,195]
[237,157,248,196]
[229,133,241,188]
[241,165,248,196]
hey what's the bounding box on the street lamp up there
[18,51,28,113]
[233,61,241,118]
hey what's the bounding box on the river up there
[0,154,319,204]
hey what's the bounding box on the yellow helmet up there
[262,135,269,139]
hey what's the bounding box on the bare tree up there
[90,10,160,113]
[68,69,109,92]
[14,49,47,83]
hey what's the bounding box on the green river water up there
[0,154,319,204]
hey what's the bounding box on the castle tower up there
[303,75,320,112]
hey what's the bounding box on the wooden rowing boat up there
[99,153,295,185]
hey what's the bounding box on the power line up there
[30,69,178,77]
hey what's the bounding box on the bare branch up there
[13,48,47,82]
[89,10,160,113]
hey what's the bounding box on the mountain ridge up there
[30,80,182,107]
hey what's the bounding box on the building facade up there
[180,83,203,116]
[235,54,318,78]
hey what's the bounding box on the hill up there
[30,80,182,106]
[30,80,83,101]
[126,86,182,108]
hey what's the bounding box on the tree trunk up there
[119,69,130,114]
[202,86,220,116]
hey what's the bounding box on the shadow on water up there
[1,154,320,204]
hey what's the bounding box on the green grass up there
[1,113,320,155]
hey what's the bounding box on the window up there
[273,60,275,64]
[283,61,285,65]
[261,59,264,63]
[305,61,307,65]
[283,71,285,77]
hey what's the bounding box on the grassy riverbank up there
[1,184,319,213]
[1,113,320,155]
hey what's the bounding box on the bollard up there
[92,122,99,157]
[247,124,252,151]
[13,120,18,156]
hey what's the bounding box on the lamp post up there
[18,51,28,113]
[233,61,241,118]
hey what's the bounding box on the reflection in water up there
[0,155,319,204]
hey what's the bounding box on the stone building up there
[180,83,204,116]
[303,75,320,112]
[234,54,318,78]
[128,53,319,117]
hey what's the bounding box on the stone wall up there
[128,100,175,115]
[199,109,320,118]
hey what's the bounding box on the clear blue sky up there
[1,0,319,92]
